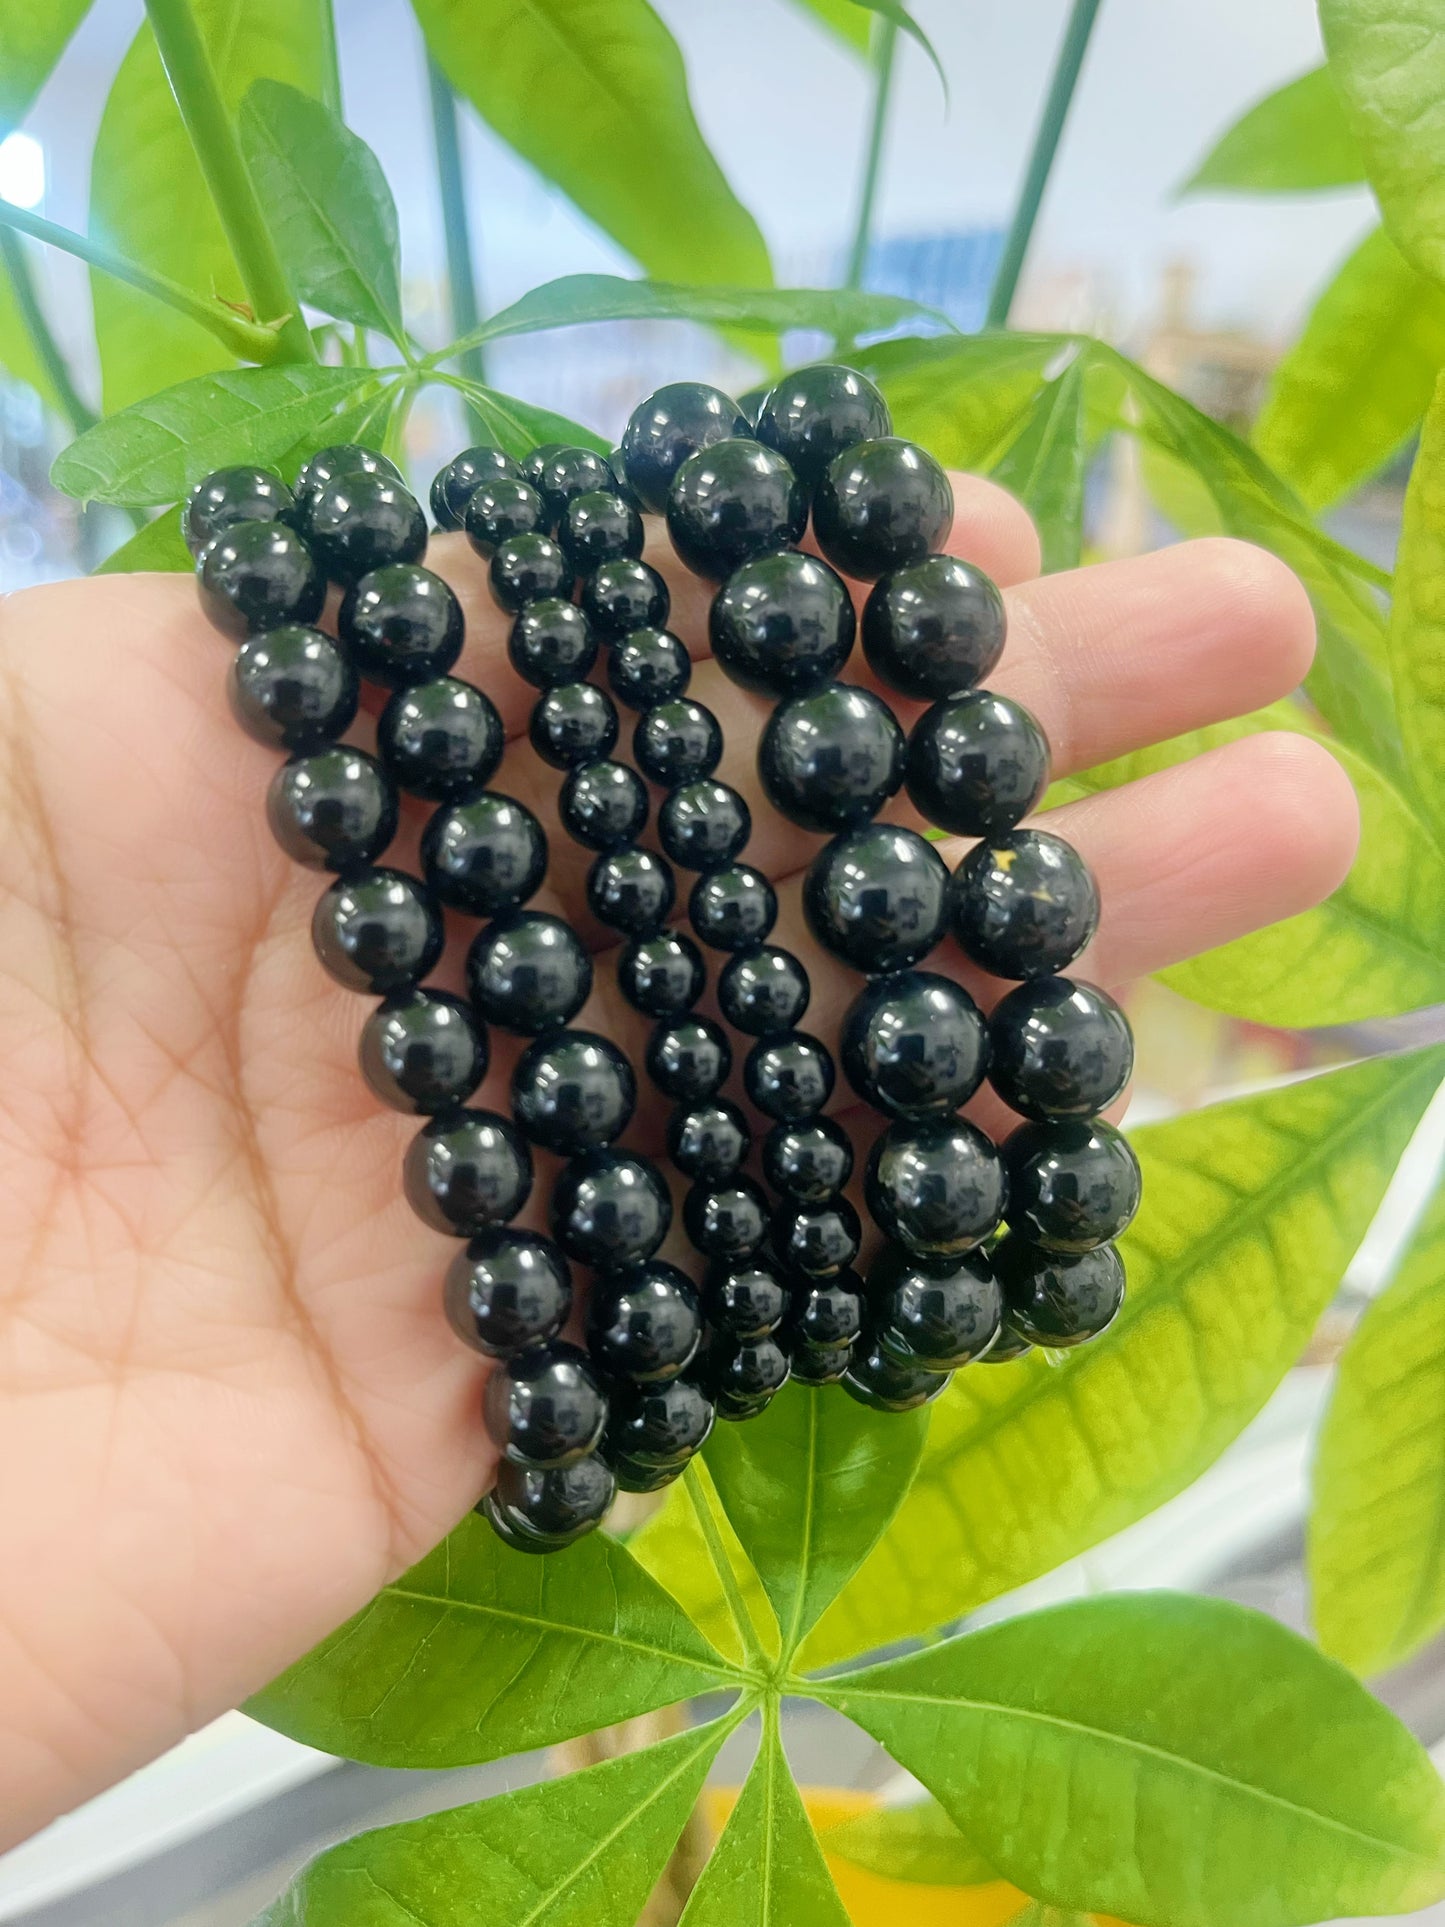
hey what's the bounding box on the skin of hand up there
[0,475,1357,1849]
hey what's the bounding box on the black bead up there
[994,1234,1126,1346]
[511,1028,636,1154]
[646,1016,732,1101]
[482,1454,615,1553]
[1001,1118,1140,1252]
[184,465,294,557]
[803,824,950,974]
[607,447,641,511]
[338,563,462,688]
[605,1375,714,1468]
[755,364,893,492]
[607,1452,686,1495]
[587,1262,702,1383]
[359,987,487,1113]
[667,1099,751,1184]
[522,442,569,489]
[762,1117,853,1203]
[709,550,855,699]
[841,970,988,1117]
[906,692,1050,837]
[684,1176,771,1262]
[404,1108,533,1236]
[617,932,705,1017]
[862,554,1007,700]
[743,1030,835,1122]
[377,676,504,802]
[463,476,548,556]
[560,758,649,851]
[430,445,523,530]
[759,683,906,833]
[443,1228,572,1357]
[699,1330,791,1420]
[607,627,692,709]
[529,681,620,770]
[294,444,401,514]
[550,1149,673,1268]
[560,488,643,571]
[634,699,723,787]
[813,438,954,582]
[312,866,442,993]
[688,865,777,953]
[422,792,548,918]
[621,381,750,512]
[950,830,1100,981]
[228,624,358,752]
[484,1341,607,1467]
[581,557,671,639]
[773,1198,861,1279]
[737,388,767,431]
[868,1243,1002,1369]
[718,945,810,1036]
[865,1115,1007,1260]
[659,780,751,872]
[198,521,325,640]
[489,532,573,613]
[586,845,675,935]
[978,1320,1034,1365]
[666,438,807,579]
[789,1336,855,1386]
[306,472,427,585]
[535,446,617,527]
[508,598,598,689]
[702,1262,787,1338]
[788,1268,865,1346]
[989,977,1133,1122]
[467,911,593,1034]
[842,1342,951,1413]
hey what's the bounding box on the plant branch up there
[0,228,96,434]
[142,0,316,364]
[985,0,1103,329]
[843,19,899,291]
[317,0,343,118]
[684,1459,771,1678]
[426,53,487,429]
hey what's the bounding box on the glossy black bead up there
[989,977,1133,1122]
[550,1149,673,1268]
[586,845,675,935]
[687,865,776,954]
[581,557,671,639]
[511,1029,636,1154]
[529,681,619,770]
[463,476,548,556]
[842,1342,951,1414]
[443,1228,572,1358]
[803,825,950,974]
[430,445,523,530]
[702,1263,786,1339]
[587,1262,702,1383]
[907,692,1050,837]
[1002,1118,1140,1253]
[617,932,705,1017]
[773,1197,861,1279]
[508,598,598,689]
[337,563,463,688]
[978,1320,1034,1365]
[868,1243,1002,1369]
[606,1452,685,1495]
[755,364,892,492]
[306,472,427,585]
[404,1108,533,1236]
[666,438,807,580]
[359,987,488,1113]
[560,758,649,851]
[718,944,810,1036]
[762,1117,854,1203]
[489,532,573,613]
[560,488,643,571]
[709,550,855,699]
[862,554,1007,700]
[228,625,358,752]
[294,444,401,514]
[684,1176,771,1262]
[634,699,723,787]
[995,1235,1125,1346]
[467,911,593,1034]
[422,792,548,918]
[789,1337,854,1386]
[184,465,294,557]
[865,1115,1007,1260]
[788,1268,865,1346]
[743,1030,835,1122]
[311,867,443,993]
[605,1375,714,1468]
[482,1454,615,1553]
[378,676,504,802]
[699,1330,791,1420]
[668,1100,751,1184]
[759,683,906,833]
[950,830,1100,981]
[198,521,325,640]
[535,446,617,527]
[646,1016,732,1102]
[621,381,751,512]
[522,443,569,489]
[484,1341,607,1467]
[659,781,751,872]
[607,447,641,511]
[813,438,954,582]
[841,970,988,1117]
[607,627,691,709]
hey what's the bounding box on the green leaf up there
[1385,368,1445,841]
[0,0,92,131]
[628,1473,778,1669]
[819,1593,1445,1927]
[97,508,190,574]
[852,2,946,94]
[824,1799,996,1887]
[779,0,873,55]
[413,0,771,296]
[446,377,609,461]
[803,1046,1445,1667]
[1255,225,1445,510]
[89,0,325,413]
[238,79,404,341]
[246,1512,738,1769]
[989,356,1087,572]
[1181,66,1363,194]
[852,332,1061,469]
[51,364,378,506]
[251,1714,734,1926]
[1311,1171,1445,1675]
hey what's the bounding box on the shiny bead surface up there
[813,438,954,582]
[377,676,504,802]
[788,1269,864,1346]
[906,691,1049,837]
[989,977,1133,1121]
[228,625,358,752]
[430,445,522,530]
[803,825,950,974]
[755,364,892,492]
[581,557,670,639]
[605,1376,714,1469]
[484,1341,606,1467]
[295,444,400,512]
[467,911,593,1034]
[586,845,675,935]
[443,1228,571,1357]
[743,1030,835,1121]
[1002,1119,1141,1252]
[463,476,547,556]
[535,446,616,527]
[684,1176,771,1262]
[608,447,641,511]
[511,1029,636,1154]
[606,1453,684,1495]
[762,1117,854,1203]
[703,1263,787,1338]
[950,830,1100,981]
[404,1108,533,1235]
[529,680,619,770]
[522,443,569,489]
[700,1331,790,1420]
[659,780,751,872]
[709,550,855,699]
[488,532,573,613]
[617,932,705,1017]
[508,598,597,689]
[482,1454,614,1553]
[841,970,988,1117]
[869,1243,1002,1369]
[634,699,723,786]
[422,792,548,917]
[312,866,442,992]
[560,488,643,571]
[862,554,1007,700]
[759,683,906,833]
[646,1016,731,1102]
[550,1149,672,1268]
[587,1262,702,1383]
[184,465,293,557]
[996,1234,1125,1346]
[718,944,810,1036]
[666,438,807,579]
[560,758,649,851]
[667,1099,750,1184]
[621,381,751,511]
[339,563,463,687]
[978,1321,1033,1366]
[359,987,487,1113]
[306,472,426,585]
[198,521,324,640]
[773,1197,861,1278]
[688,864,777,953]
[842,1342,951,1413]
[607,627,691,709]
[864,1115,1006,1259]
[789,1337,854,1386]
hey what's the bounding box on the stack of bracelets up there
[184,362,1141,1556]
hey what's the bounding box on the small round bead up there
[841,970,988,1117]
[759,683,906,833]
[813,438,953,582]
[659,780,751,872]
[989,977,1133,1122]
[560,488,643,571]
[979,1321,1034,1365]
[803,824,950,974]
[950,830,1100,980]
[198,521,324,640]
[586,845,675,935]
[295,444,401,513]
[587,1262,702,1383]
[634,699,723,787]
[743,1030,835,1122]
[617,932,705,1017]
[621,381,750,512]
[865,1115,1006,1260]
[699,1331,791,1420]
[404,1108,533,1235]
[842,1342,951,1413]
[1002,1118,1141,1253]
[703,1262,787,1338]
[788,1268,865,1347]
[482,1454,615,1553]
[762,1117,853,1203]
[667,1099,751,1184]
[522,442,569,489]
[862,554,1007,700]
[718,945,810,1036]
[709,550,855,699]
[906,691,1050,837]
[359,987,488,1113]
[228,625,358,752]
[755,364,893,491]
[607,1452,688,1496]
[790,1337,855,1387]
[550,1149,673,1268]
[581,557,670,639]
[430,445,523,530]
[646,1016,732,1102]
[666,438,807,580]
[463,476,547,555]
[377,676,505,802]
[306,472,427,585]
[184,465,294,557]
[508,598,598,689]
[484,1341,606,1467]
[607,627,692,709]
[868,1243,1002,1369]
[311,866,442,992]
[489,532,573,613]
[422,792,548,918]
[774,1198,861,1279]
[443,1228,572,1357]
[688,865,777,953]
[529,681,619,770]
[560,758,649,851]
[684,1176,771,1262]
[467,910,593,1034]
[338,563,463,688]
[608,447,641,510]
[995,1235,1126,1347]
[535,446,617,527]
[605,1375,714,1469]
[511,1029,636,1154]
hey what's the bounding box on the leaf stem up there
[142,0,316,364]
[317,0,343,118]
[985,0,1103,329]
[425,53,487,430]
[0,228,96,434]
[684,1458,771,1676]
[843,20,900,292]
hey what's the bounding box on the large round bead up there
[360,988,487,1113]
[698,1331,790,1420]
[586,1262,702,1383]
[813,438,952,581]
[621,380,750,511]
[378,677,504,802]
[511,1029,636,1154]
[312,867,442,993]
[995,1234,1125,1347]
[339,563,463,687]
[481,1454,615,1552]
[550,1149,673,1268]
[422,792,548,918]
[604,1376,715,1468]
[430,444,522,530]
[228,625,357,752]
[803,825,950,973]
[666,438,807,579]
[868,1243,1003,1369]
[862,554,1006,699]
[864,1115,1006,1259]
[754,363,892,491]
[463,476,547,555]
[1001,1119,1141,1252]
[484,1341,607,1467]
[444,1228,572,1357]
[198,520,324,639]
[306,472,426,584]
[988,977,1133,1121]
[266,747,398,871]
[708,550,855,698]
[841,970,988,1117]
[950,830,1099,980]
[759,683,906,833]
[906,691,1049,837]
[404,1108,533,1235]
[467,911,593,1034]
[842,1342,951,1413]
[184,464,294,556]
